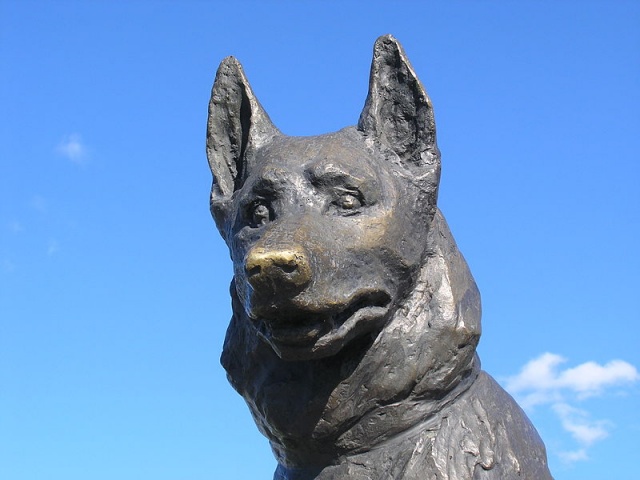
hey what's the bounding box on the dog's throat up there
[270,353,481,469]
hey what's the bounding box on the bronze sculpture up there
[207,35,553,479]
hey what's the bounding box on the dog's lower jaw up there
[257,305,391,361]
[249,289,394,361]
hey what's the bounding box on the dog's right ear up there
[206,57,279,231]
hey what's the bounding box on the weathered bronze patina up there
[207,35,553,479]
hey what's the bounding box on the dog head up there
[208,35,442,362]
[207,36,482,463]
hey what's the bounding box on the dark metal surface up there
[206,34,553,479]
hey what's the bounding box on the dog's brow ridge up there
[305,163,366,187]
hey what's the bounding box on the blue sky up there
[1,2,638,479]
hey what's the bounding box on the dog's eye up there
[338,194,361,210]
[249,202,271,227]
[334,193,362,214]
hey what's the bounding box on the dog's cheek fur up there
[313,211,481,439]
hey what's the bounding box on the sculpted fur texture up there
[207,35,553,479]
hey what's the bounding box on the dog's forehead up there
[255,131,381,181]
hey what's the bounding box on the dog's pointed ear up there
[207,57,279,205]
[358,35,440,173]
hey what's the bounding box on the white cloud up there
[56,133,88,164]
[558,448,589,463]
[505,352,564,398]
[47,238,59,256]
[31,195,48,213]
[552,403,609,446]
[504,353,639,464]
[558,360,638,397]
[2,258,15,273]
[8,221,24,233]
[505,353,639,408]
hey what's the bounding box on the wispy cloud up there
[56,133,88,164]
[504,352,638,464]
[552,403,609,446]
[47,238,60,256]
[7,221,24,233]
[558,448,588,463]
[2,258,15,273]
[31,195,48,213]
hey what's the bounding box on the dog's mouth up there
[251,290,392,361]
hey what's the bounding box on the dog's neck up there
[222,211,482,469]
[273,356,480,475]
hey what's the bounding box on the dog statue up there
[206,34,553,479]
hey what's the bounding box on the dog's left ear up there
[358,35,441,178]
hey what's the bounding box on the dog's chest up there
[275,427,441,480]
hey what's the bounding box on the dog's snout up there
[245,246,311,293]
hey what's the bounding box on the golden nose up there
[244,246,311,292]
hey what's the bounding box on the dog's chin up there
[250,292,391,361]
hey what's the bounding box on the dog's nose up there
[245,246,311,293]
